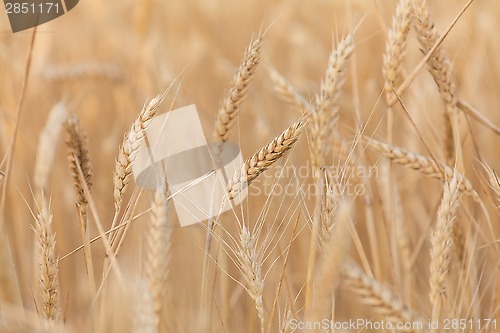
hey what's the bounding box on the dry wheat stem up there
[213,34,263,143]
[343,261,418,331]
[113,93,165,213]
[369,139,479,201]
[226,117,307,200]
[383,0,412,100]
[35,204,60,322]
[412,0,460,166]
[310,32,354,167]
[429,175,460,329]
[144,187,171,328]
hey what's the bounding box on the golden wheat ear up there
[226,117,307,200]
[213,33,264,144]
[65,114,93,219]
[368,139,479,201]
[34,202,60,323]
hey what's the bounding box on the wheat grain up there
[213,35,263,143]
[429,175,460,329]
[226,117,307,200]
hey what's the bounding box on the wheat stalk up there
[343,261,418,331]
[226,117,307,200]
[412,0,460,165]
[34,203,60,323]
[429,175,460,330]
[213,34,263,143]
[369,139,479,201]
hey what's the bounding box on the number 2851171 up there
[5,2,60,14]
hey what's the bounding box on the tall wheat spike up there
[144,186,171,330]
[343,261,418,331]
[412,0,460,166]
[383,0,412,99]
[310,32,354,168]
[65,114,93,222]
[429,175,460,329]
[369,139,479,201]
[34,203,60,323]
[213,34,263,144]
[113,94,165,211]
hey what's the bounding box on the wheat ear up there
[412,0,460,165]
[383,0,412,99]
[34,203,60,323]
[65,114,92,222]
[268,67,311,112]
[34,102,68,196]
[482,163,500,209]
[429,175,460,330]
[343,261,418,330]
[309,202,351,322]
[113,94,165,211]
[144,186,171,330]
[236,225,265,333]
[310,32,354,167]
[226,117,307,199]
[213,34,263,143]
[65,114,95,294]
[369,139,479,201]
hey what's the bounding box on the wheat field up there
[0,0,499,332]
